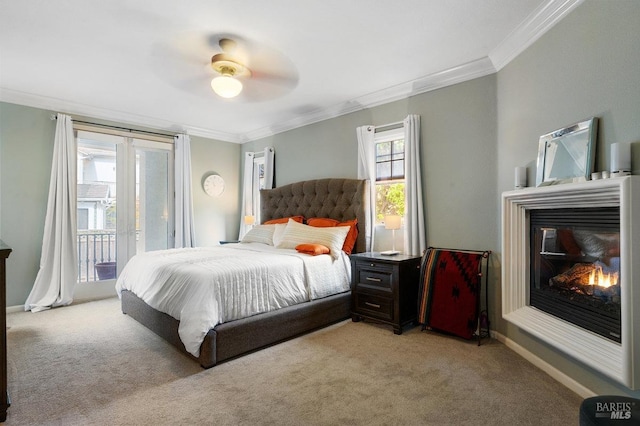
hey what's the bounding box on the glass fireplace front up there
[530,207,621,343]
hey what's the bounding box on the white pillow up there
[272,223,287,246]
[241,225,275,245]
[276,219,350,259]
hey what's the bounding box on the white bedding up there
[115,243,351,357]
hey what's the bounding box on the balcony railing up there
[77,230,116,283]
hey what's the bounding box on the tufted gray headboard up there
[260,178,370,253]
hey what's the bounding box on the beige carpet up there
[5,297,581,425]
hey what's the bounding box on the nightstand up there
[350,252,422,334]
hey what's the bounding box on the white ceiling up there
[0,0,581,143]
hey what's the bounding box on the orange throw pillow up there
[306,217,340,227]
[264,215,304,225]
[306,218,358,255]
[295,243,330,256]
[338,219,358,254]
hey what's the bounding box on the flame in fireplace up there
[588,265,618,288]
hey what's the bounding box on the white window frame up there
[373,127,405,224]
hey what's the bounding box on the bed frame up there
[121,178,369,368]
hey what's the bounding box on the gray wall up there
[0,103,55,308]
[243,76,498,255]
[190,135,241,247]
[496,1,640,397]
[0,102,241,306]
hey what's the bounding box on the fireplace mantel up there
[502,176,640,389]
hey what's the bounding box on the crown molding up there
[489,0,584,71]
[0,88,244,143]
[184,125,246,143]
[243,56,497,142]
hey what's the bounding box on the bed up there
[118,178,369,368]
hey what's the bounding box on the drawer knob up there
[365,302,381,309]
[365,277,382,282]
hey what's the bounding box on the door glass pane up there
[135,146,171,253]
[77,135,118,282]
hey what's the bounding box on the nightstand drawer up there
[356,268,393,291]
[354,292,393,321]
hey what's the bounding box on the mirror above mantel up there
[535,117,598,186]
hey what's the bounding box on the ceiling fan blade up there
[241,78,295,102]
[149,39,214,96]
[241,47,299,101]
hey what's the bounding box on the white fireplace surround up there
[502,176,640,389]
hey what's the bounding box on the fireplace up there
[502,176,640,389]
[529,207,621,343]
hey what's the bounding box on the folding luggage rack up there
[417,247,491,346]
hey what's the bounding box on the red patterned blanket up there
[418,248,484,340]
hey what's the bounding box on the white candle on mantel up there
[611,142,631,173]
[515,166,527,189]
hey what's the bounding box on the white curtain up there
[238,152,256,240]
[403,114,426,255]
[25,114,78,312]
[238,147,275,239]
[356,125,376,252]
[174,134,196,248]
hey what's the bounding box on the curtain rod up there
[50,114,176,139]
[246,147,274,157]
[373,120,404,133]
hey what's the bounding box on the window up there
[76,130,173,283]
[255,156,266,190]
[240,147,274,237]
[376,139,404,181]
[249,155,265,223]
[373,128,405,223]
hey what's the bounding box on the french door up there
[76,130,173,287]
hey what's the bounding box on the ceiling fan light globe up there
[211,75,243,98]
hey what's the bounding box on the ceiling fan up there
[210,38,251,98]
[152,33,299,102]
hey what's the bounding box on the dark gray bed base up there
[121,289,351,368]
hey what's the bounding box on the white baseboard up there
[73,280,118,302]
[7,282,118,314]
[492,330,596,399]
[7,305,24,314]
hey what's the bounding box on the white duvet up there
[115,243,351,357]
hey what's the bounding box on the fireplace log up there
[549,263,595,289]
